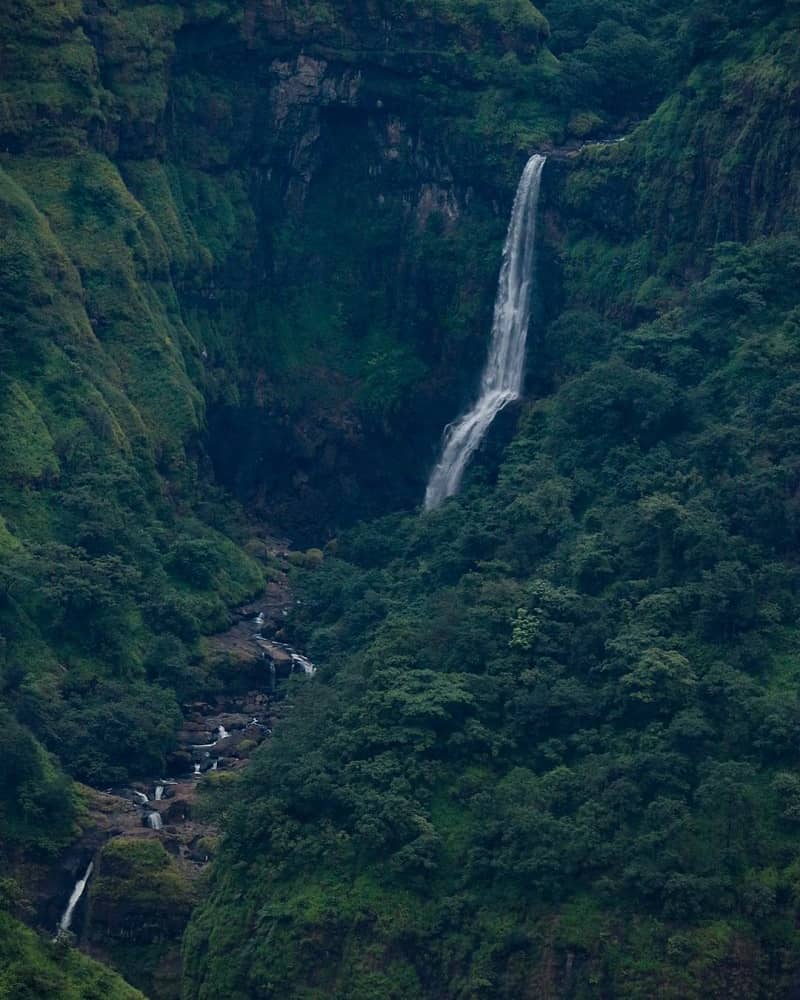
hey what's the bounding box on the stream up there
[54,604,314,937]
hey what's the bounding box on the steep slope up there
[0,911,144,1000]
[0,0,656,859]
[1,0,266,814]
[0,0,610,986]
[183,4,800,997]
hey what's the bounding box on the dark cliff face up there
[4,1,558,546]
[6,0,552,543]
[156,0,555,539]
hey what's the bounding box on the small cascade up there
[132,790,148,805]
[57,860,93,936]
[211,759,219,771]
[154,785,164,801]
[194,763,201,775]
[425,153,546,508]
[291,652,316,676]
[146,811,163,830]
[217,725,230,740]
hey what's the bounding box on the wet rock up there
[211,732,243,756]
[181,719,213,734]
[255,638,293,667]
[206,712,251,730]
[162,836,182,857]
[164,799,191,823]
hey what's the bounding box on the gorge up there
[2,1,800,998]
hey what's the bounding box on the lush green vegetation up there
[2,0,800,996]
[0,0,266,859]
[0,911,144,1000]
[183,3,800,997]
[86,838,196,999]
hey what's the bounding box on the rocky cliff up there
[3,0,565,546]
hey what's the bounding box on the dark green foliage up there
[0,911,144,999]
[0,0,265,855]
[0,710,75,855]
[2,0,800,996]
[183,4,800,996]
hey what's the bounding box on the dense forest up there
[1,0,799,997]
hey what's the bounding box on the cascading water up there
[57,860,93,936]
[291,652,316,676]
[424,154,546,510]
[146,811,163,830]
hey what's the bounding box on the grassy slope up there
[0,912,144,1000]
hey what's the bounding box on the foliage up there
[184,4,800,997]
[1,0,800,996]
[0,911,144,1000]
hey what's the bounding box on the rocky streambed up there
[41,586,315,997]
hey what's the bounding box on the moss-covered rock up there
[85,838,195,999]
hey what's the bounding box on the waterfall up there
[424,154,546,509]
[194,763,201,775]
[57,860,93,935]
[146,811,163,830]
[155,784,164,801]
[132,790,148,805]
[291,652,316,676]
[217,725,230,740]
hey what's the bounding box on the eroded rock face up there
[4,0,537,544]
[85,838,193,998]
[162,1,547,538]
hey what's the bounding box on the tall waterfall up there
[57,860,93,935]
[424,154,546,509]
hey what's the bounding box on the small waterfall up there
[146,811,163,830]
[291,652,316,676]
[132,790,148,805]
[194,763,201,775]
[424,154,546,509]
[57,860,93,935]
[210,759,219,771]
[154,785,164,801]
[217,725,229,740]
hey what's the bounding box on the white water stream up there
[57,860,93,936]
[146,811,163,830]
[425,154,546,509]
